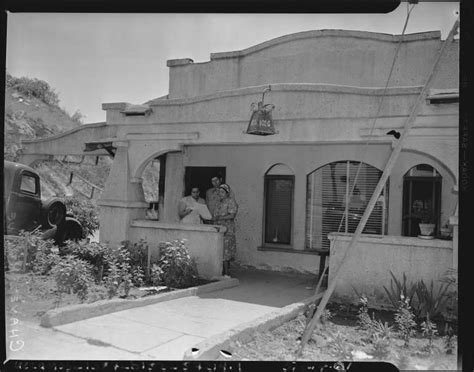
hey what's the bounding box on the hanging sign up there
[246,86,277,136]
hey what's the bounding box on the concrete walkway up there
[7,268,316,360]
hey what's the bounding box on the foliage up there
[421,314,438,352]
[5,230,46,272]
[394,295,417,347]
[63,196,99,238]
[50,255,94,302]
[413,279,451,321]
[439,269,458,322]
[320,309,333,324]
[6,73,60,106]
[356,294,374,331]
[383,271,417,309]
[443,324,456,354]
[60,240,113,282]
[328,333,352,360]
[150,264,165,286]
[122,239,151,283]
[157,239,199,289]
[31,239,61,275]
[104,245,143,298]
[370,320,394,359]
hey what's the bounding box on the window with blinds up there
[264,175,294,245]
[305,161,389,251]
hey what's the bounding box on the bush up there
[394,295,417,347]
[104,244,143,298]
[5,230,46,272]
[60,240,113,282]
[32,239,61,275]
[51,255,94,302]
[157,239,199,289]
[122,239,149,282]
[6,73,60,106]
[63,196,99,238]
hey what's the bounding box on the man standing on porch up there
[178,187,212,224]
[206,174,234,220]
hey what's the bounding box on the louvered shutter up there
[264,176,294,245]
[306,161,388,250]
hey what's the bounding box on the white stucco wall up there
[328,233,453,308]
[167,30,458,99]
[181,143,456,274]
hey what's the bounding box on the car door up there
[7,170,42,233]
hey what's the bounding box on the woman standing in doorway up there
[213,184,238,276]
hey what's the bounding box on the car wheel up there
[47,203,66,227]
[55,219,83,246]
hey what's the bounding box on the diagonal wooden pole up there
[296,18,459,359]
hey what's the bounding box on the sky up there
[6,2,460,124]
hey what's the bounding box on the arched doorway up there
[306,160,389,251]
[402,164,442,237]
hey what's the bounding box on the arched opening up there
[306,160,389,251]
[402,164,442,237]
[263,164,294,246]
[141,155,166,220]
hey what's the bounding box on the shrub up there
[150,264,164,286]
[394,295,417,347]
[63,196,99,238]
[157,239,199,289]
[31,239,61,275]
[6,73,60,106]
[60,240,112,282]
[5,230,45,272]
[104,244,143,298]
[421,314,438,353]
[122,239,149,283]
[50,255,94,302]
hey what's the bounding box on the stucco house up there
[19,29,458,305]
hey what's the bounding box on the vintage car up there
[3,160,83,245]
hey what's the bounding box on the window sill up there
[257,246,325,255]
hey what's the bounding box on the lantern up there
[246,86,277,136]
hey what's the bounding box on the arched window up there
[264,164,294,246]
[402,164,442,237]
[306,161,389,251]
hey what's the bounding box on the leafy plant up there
[32,239,61,275]
[421,314,438,353]
[5,230,45,272]
[328,333,352,360]
[50,255,94,302]
[383,271,417,309]
[439,269,458,322]
[63,196,99,238]
[150,264,164,286]
[394,295,417,347]
[413,279,451,321]
[61,240,112,282]
[370,320,393,359]
[157,239,199,289]
[104,244,143,298]
[122,239,150,282]
[320,309,333,324]
[443,324,456,354]
[356,294,374,332]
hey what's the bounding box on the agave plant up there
[413,279,451,321]
[383,271,417,309]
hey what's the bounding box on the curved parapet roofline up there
[145,84,424,107]
[209,30,442,61]
[21,122,107,144]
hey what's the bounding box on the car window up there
[20,174,37,194]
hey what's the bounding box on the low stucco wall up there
[129,220,225,279]
[328,233,453,308]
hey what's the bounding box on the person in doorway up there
[212,184,238,276]
[178,187,212,224]
[206,174,234,220]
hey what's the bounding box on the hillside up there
[4,73,112,202]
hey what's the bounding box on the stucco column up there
[97,141,148,245]
[162,152,185,223]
